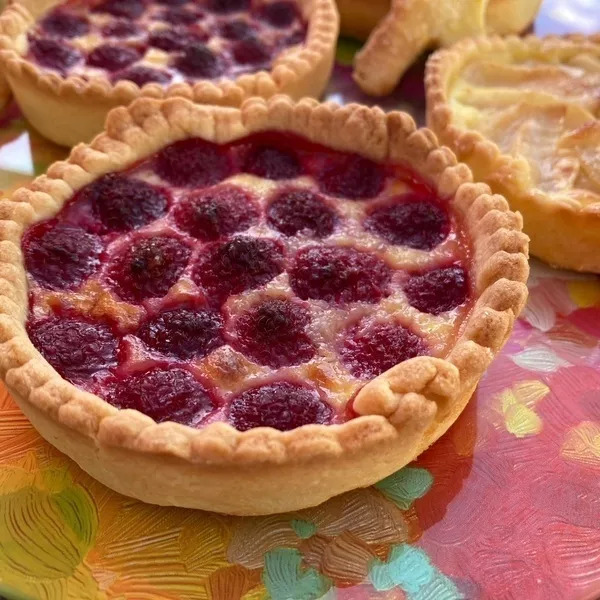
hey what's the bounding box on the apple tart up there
[427,35,600,273]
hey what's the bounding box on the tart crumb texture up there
[352,0,542,96]
[427,35,600,273]
[0,96,528,514]
[0,0,339,146]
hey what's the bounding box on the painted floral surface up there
[1,1,599,599]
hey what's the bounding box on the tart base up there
[485,185,600,273]
[9,378,477,515]
[7,69,119,148]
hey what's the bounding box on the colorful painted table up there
[1,1,599,598]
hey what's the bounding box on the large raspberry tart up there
[427,35,600,273]
[0,96,528,514]
[351,0,542,96]
[0,0,337,147]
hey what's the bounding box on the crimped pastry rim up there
[425,34,600,217]
[0,95,529,467]
[0,0,339,107]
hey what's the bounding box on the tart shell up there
[0,0,339,147]
[351,0,542,96]
[426,35,600,273]
[336,0,541,41]
[0,96,528,515]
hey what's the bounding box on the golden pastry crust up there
[337,0,540,41]
[426,35,600,273]
[352,0,542,96]
[0,95,528,515]
[0,0,338,147]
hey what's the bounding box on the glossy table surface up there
[0,1,599,599]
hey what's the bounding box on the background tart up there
[351,0,542,96]
[0,95,528,515]
[0,0,338,147]
[426,35,600,273]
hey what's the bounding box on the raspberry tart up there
[427,35,600,273]
[0,96,528,515]
[0,0,337,147]
[351,0,541,96]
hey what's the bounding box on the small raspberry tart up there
[427,35,600,273]
[0,96,528,514]
[0,0,337,146]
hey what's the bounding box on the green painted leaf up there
[369,544,433,593]
[375,467,433,509]
[263,548,331,600]
[412,573,464,600]
[369,544,463,600]
[50,485,97,551]
[290,519,317,539]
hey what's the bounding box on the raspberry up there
[208,0,250,13]
[87,44,140,72]
[39,10,90,38]
[219,19,254,40]
[137,307,224,359]
[173,44,223,79]
[341,318,428,379]
[81,173,169,232]
[23,222,102,291]
[115,65,172,85]
[107,367,215,425]
[173,184,259,241]
[289,245,391,305]
[259,1,298,28]
[28,317,118,382]
[228,381,332,431]
[107,236,190,302]
[159,7,199,24]
[242,144,302,179]
[364,196,450,250]
[231,38,270,66]
[154,138,232,187]
[232,298,315,367]
[29,38,81,71]
[101,20,142,37]
[317,154,385,200]
[192,236,285,305]
[148,28,187,51]
[267,188,336,238]
[94,0,146,19]
[403,266,469,315]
